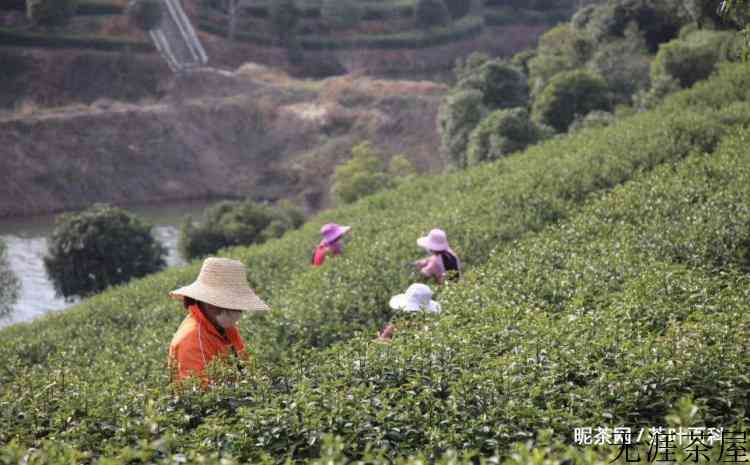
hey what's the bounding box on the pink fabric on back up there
[417,249,460,284]
[312,241,342,267]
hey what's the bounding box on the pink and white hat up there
[389,283,441,314]
[321,223,351,245]
[417,228,450,252]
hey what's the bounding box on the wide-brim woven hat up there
[417,228,449,252]
[321,223,351,245]
[169,257,269,312]
[389,283,441,314]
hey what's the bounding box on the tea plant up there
[2,63,750,464]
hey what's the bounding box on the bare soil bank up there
[0,67,447,218]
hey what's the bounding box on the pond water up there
[0,200,217,329]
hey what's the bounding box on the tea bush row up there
[132,125,750,463]
[1,64,750,462]
[6,119,746,463]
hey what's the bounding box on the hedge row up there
[2,68,750,463]
[198,15,484,50]
[159,121,750,463]
[1,64,750,463]
[0,27,153,52]
[238,2,414,20]
[484,7,571,27]
[75,1,124,16]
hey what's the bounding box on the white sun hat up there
[417,229,450,252]
[389,283,441,314]
[169,257,269,312]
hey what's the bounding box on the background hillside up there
[1,63,749,464]
[0,66,447,217]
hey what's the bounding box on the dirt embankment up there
[0,66,447,218]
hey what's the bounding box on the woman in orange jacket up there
[168,257,269,384]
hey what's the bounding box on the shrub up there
[586,24,651,104]
[466,107,547,166]
[568,110,616,132]
[321,0,361,30]
[454,51,490,82]
[26,0,77,27]
[457,59,529,110]
[269,0,299,43]
[532,69,611,132]
[527,24,593,96]
[580,0,685,52]
[414,0,450,29]
[179,200,305,260]
[43,204,166,298]
[3,64,750,465]
[632,74,682,111]
[437,88,486,169]
[0,239,19,317]
[126,0,163,31]
[331,142,393,205]
[650,31,732,89]
[388,154,416,177]
[443,0,471,19]
[683,0,724,28]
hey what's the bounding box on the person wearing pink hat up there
[312,223,352,267]
[414,228,461,284]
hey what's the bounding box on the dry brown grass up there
[319,74,448,103]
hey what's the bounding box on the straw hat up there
[169,257,269,312]
[321,223,351,245]
[417,228,450,252]
[389,283,441,314]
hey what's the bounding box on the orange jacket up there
[168,304,248,384]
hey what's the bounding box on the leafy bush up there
[0,27,154,51]
[414,0,450,29]
[457,59,529,109]
[586,25,651,104]
[532,69,611,132]
[437,88,486,169]
[26,0,77,27]
[527,24,593,96]
[579,0,685,52]
[331,142,393,205]
[650,31,734,88]
[3,64,750,464]
[388,154,416,178]
[43,204,166,298]
[568,109,616,132]
[443,0,471,19]
[453,51,490,82]
[466,107,548,165]
[269,0,300,43]
[632,73,681,110]
[126,0,163,31]
[179,199,305,260]
[321,0,361,30]
[0,239,19,317]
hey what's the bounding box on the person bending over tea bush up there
[312,223,351,267]
[414,229,461,284]
[375,283,441,343]
[168,257,269,385]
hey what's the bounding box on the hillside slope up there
[1,64,749,464]
[0,67,446,217]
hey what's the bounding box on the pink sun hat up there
[321,223,351,245]
[417,228,450,252]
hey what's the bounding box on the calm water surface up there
[0,200,216,329]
